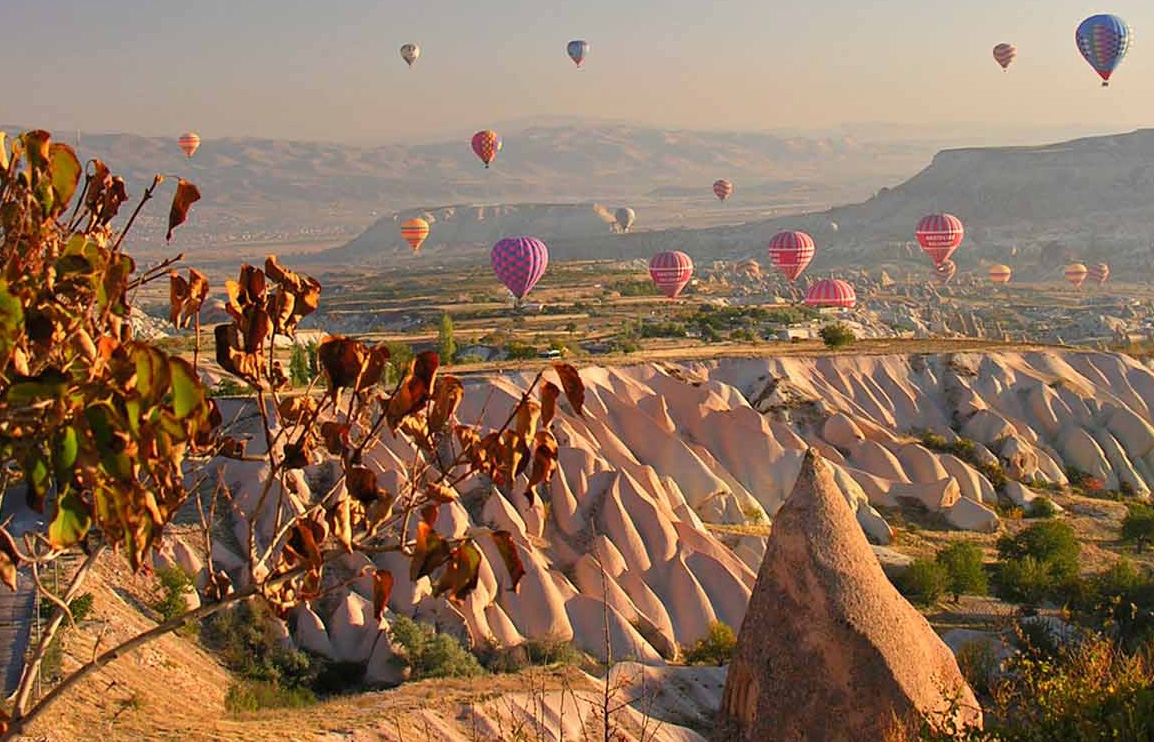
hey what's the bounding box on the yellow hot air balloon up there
[988,264,1012,284]
[400,217,430,254]
[1065,263,1088,289]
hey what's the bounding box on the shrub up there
[202,600,317,690]
[152,566,195,623]
[38,591,95,623]
[1122,504,1154,553]
[479,637,581,673]
[996,556,1057,606]
[936,543,988,602]
[955,639,1000,697]
[1028,497,1058,520]
[996,521,1081,583]
[225,680,316,713]
[682,621,737,666]
[897,559,948,606]
[388,616,484,680]
[820,322,856,349]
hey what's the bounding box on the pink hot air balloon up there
[993,43,1017,70]
[491,236,549,300]
[1088,262,1110,286]
[178,131,201,158]
[916,214,965,266]
[472,130,501,168]
[804,278,856,309]
[648,251,694,299]
[713,179,734,201]
[768,231,816,282]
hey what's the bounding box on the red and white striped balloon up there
[1065,263,1089,289]
[804,278,856,309]
[178,132,201,158]
[768,231,816,282]
[713,179,734,201]
[648,251,694,299]
[993,43,1017,70]
[915,214,965,266]
[1088,263,1110,286]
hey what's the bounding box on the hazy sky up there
[8,0,1154,143]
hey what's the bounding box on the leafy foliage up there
[819,322,856,349]
[681,621,737,665]
[1122,504,1154,553]
[897,558,948,606]
[438,313,457,364]
[388,616,484,680]
[935,542,988,602]
[997,521,1081,584]
[151,566,195,623]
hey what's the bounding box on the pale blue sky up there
[7,0,1154,142]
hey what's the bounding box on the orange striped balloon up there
[178,131,200,158]
[1065,263,1088,289]
[988,264,1012,283]
[993,43,1017,70]
[400,217,430,254]
[1087,262,1109,286]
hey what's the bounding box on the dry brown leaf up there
[553,363,585,417]
[372,569,394,620]
[166,179,201,241]
[540,381,560,426]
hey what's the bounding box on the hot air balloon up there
[713,179,734,201]
[1065,263,1089,289]
[401,43,420,68]
[400,217,430,254]
[178,132,200,158]
[804,279,856,309]
[988,264,1012,284]
[768,231,816,282]
[649,251,694,299]
[916,214,965,266]
[615,207,636,233]
[567,40,590,67]
[1087,263,1110,286]
[491,237,549,300]
[472,130,501,168]
[934,260,958,285]
[993,43,1017,70]
[1076,15,1131,86]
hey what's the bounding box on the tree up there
[936,542,988,602]
[438,313,457,364]
[897,559,948,606]
[997,521,1081,583]
[820,322,856,349]
[289,342,311,386]
[0,128,587,741]
[1122,504,1154,554]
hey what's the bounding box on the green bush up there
[1122,504,1154,553]
[1028,497,1058,519]
[388,616,484,680]
[39,591,95,623]
[479,637,582,673]
[682,621,737,666]
[897,559,948,606]
[202,599,316,690]
[997,521,1080,583]
[152,566,195,623]
[936,543,988,602]
[996,556,1058,606]
[819,322,856,349]
[225,680,316,713]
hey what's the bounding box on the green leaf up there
[47,143,81,215]
[0,280,23,360]
[24,449,50,512]
[434,541,483,601]
[128,342,170,406]
[84,404,133,481]
[52,425,79,485]
[168,357,205,421]
[6,369,68,406]
[48,486,91,549]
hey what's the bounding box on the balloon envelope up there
[993,43,1016,70]
[1088,263,1110,285]
[178,132,200,158]
[401,44,420,67]
[768,231,816,282]
[472,130,501,168]
[1076,15,1131,85]
[649,251,694,299]
[491,237,549,300]
[916,214,965,266]
[988,264,1012,283]
[805,279,856,309]
[713,179,734,201]
[567,40,590,67]
[1065,263,1089,288]
[615,207,636,233]
[400,217,430,253]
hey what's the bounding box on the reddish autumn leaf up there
[386,351,440,427]
[277,395,317,425]
[217,436,248,459]
[346,466,380,504]
[525,430,559,504]
[187,268,209,313]
[285,520,324,569]
[328,498,352,553]
[264,255,321,334]
[214,323,262,384]
[359,344,391,391]
[168,271,190,327]
[553,363,585,417]
[490,531,525,592]
[269,287,296,336]
[429,376,463,432]
[320,422,351,457]
[282,435,314,469]
[317,335,366,399]
[421,504,439,527]
[0,527,21,591]
[434,541,483,602]
[515,400,540,441]
[166,179,201,241]
[410,520,452,582]
[424,481,458,503]
[372,569,394,620]
[540,381,560,426]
